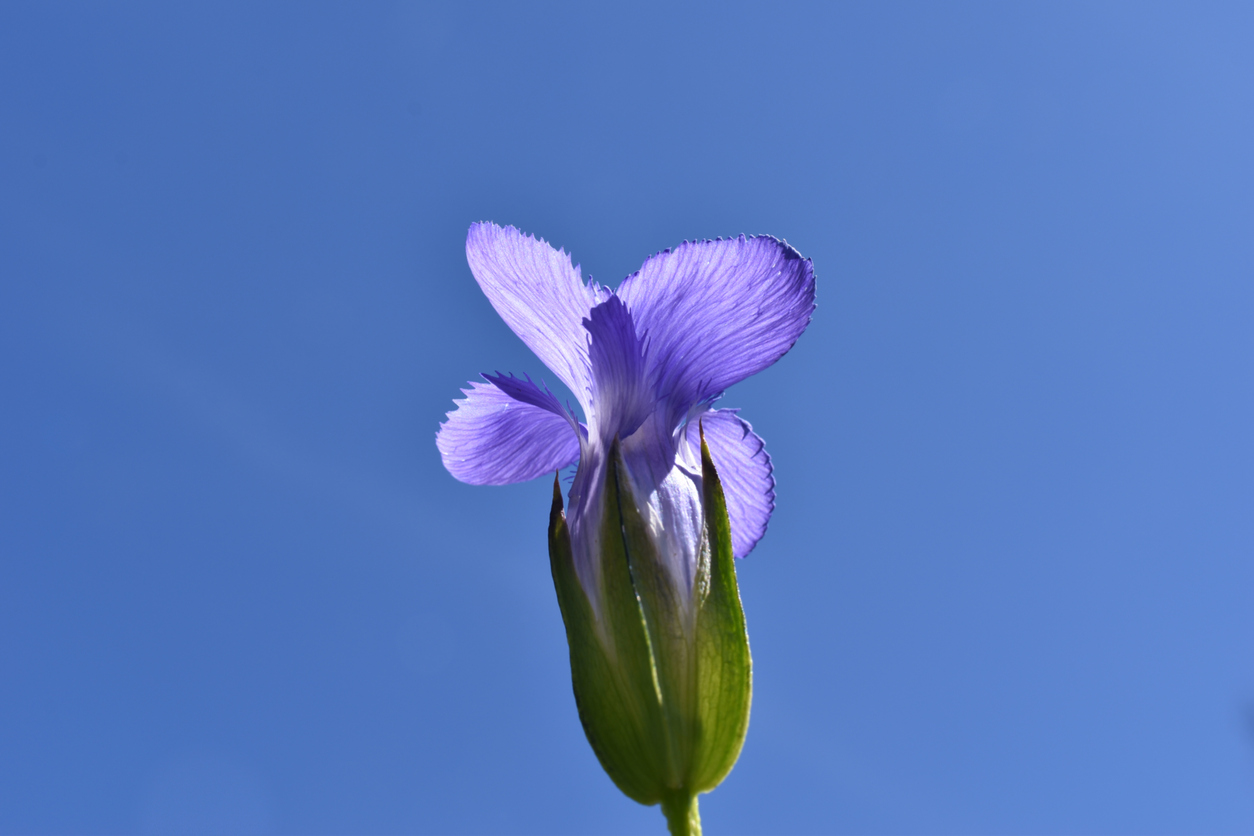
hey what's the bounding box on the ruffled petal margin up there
[437,378,580,486]
[465,222,609,410]
[618,235,815,424]
[688,409,775,559]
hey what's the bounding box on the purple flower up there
[437,222,815,612]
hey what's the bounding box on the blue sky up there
[1,2,1252,833]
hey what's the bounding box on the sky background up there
[2,2,1253,834]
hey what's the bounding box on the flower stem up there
[660,790,701,836]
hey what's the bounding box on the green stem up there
[660,790,701,836]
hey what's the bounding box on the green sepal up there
[689,426,752,791]
[548,467,668,804]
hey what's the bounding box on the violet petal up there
[687,409,775,558]
[618,236,815,425]
[465,222,609,410]
[437,379,580,485]
[584,295,652,443]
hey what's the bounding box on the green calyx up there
[548,428,752,834]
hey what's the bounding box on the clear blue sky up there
[2,2,1252,833]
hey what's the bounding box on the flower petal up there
[618,236,815,422]
[466,222,609,409]
[687,409,775,558]
[584,295,652,443]
[482,371,572,417]
[437,378,580,485]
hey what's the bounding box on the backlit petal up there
[618,236,814,424]
[437,379,580,486]
[584,295,652,443]
[687,409,774,558]
[466,222,608,409]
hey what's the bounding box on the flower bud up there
[548,430,751,834]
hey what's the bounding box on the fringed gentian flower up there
[438,223,815,835]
